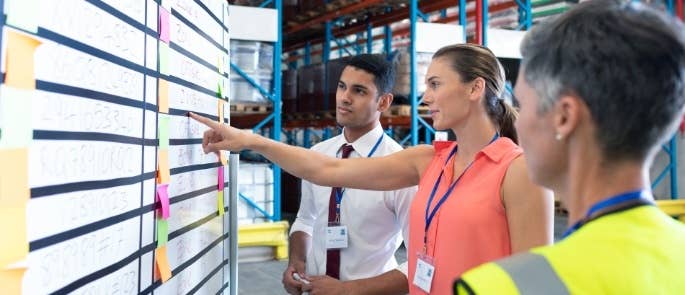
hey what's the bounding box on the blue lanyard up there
[561,189,653,239]
[334,134,385,212]
[423,133,499,248]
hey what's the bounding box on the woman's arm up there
[501,156,555,253]
[191,112,434,190]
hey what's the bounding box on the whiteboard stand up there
[229,153,240,295]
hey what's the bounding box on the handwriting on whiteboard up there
[169,47,223,93]
[27,183,140,241]
[171,13,225,69]
[156,231,224,295]
[71,260,139,295]
[29,141,142,187]
[173,0,225,45]
[24,217,140,294]
[39,0,145,65]
[33,91,143,138]
[169,168,218,197]
[35,42,145,101]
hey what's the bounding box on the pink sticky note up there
[158,7,170,44]
[156,184,170,219]
[218,167,224,191]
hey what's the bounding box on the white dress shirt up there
[290,124,417,281]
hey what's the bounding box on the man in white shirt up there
[282,54,416,295]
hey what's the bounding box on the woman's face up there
[514,69,564,187]
[423,58,477,131]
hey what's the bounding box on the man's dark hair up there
[345,54,396,95]
[521,0,685,161]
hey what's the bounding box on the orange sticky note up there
[0,149,29,204]
[220,153,227,166]
[4,30,41,89]
[158,79,169,113]
[0,267,26,294]
[155,246,172,282]
[157,149,170,184]
[0,204,28,268]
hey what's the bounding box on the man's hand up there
[301,275,358,295]
[282,261,306,295]
[188,112,254,153]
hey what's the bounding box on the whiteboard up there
[0,0,232,294]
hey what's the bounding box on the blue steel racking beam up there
[229,0,283,221]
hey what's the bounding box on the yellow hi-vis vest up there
[454,206,685,294]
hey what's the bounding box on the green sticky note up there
[5,0,39,33]
[218,191,225,216]
[157,219,168,247]
[158,114,170,149]
[159,43,170,75]
[0,86,33,148]
[217,82,223,98]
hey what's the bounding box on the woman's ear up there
[469,77,486,102]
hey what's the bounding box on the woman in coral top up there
[190,45,553,295]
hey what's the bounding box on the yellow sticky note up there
[0,149,29,204]
[218,191,225,216]
[5,0,38,33]
[158,79,169,113]
[157,149,170,184]
[5,30,41,89]
[0,86,33,148]
[0,267,26,294]
[217,100,224,123]
[155,246,172,283]
[0,204,28,268]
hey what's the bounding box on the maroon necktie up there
[325,144,354,279]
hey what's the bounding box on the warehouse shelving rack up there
[229,0,284,221]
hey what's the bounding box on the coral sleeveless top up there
[408,138,523,294]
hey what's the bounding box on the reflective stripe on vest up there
[495,253,570,295]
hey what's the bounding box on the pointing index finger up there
[189,112,221,129]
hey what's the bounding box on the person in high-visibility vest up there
[453,0,685,294]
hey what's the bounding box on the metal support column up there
[272,0,283,220]
[410,0,419,145]
[459,0,467,43]
[366,22,373,53]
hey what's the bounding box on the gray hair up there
[520,0,685,161]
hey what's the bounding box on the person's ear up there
[469,77,486,102]
[553,95,583,140]
[377,93,393,113]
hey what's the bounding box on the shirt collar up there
[476,137,510,163]
[339,124,385,157]
[434,137,512,163]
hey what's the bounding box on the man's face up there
[335,66,382,129]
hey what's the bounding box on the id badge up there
[325,222,348,249]
[413,253,435,293]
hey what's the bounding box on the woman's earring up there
[555,133,563,141]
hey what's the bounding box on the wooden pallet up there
[383,105,431,117]
[231,103,273,114]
